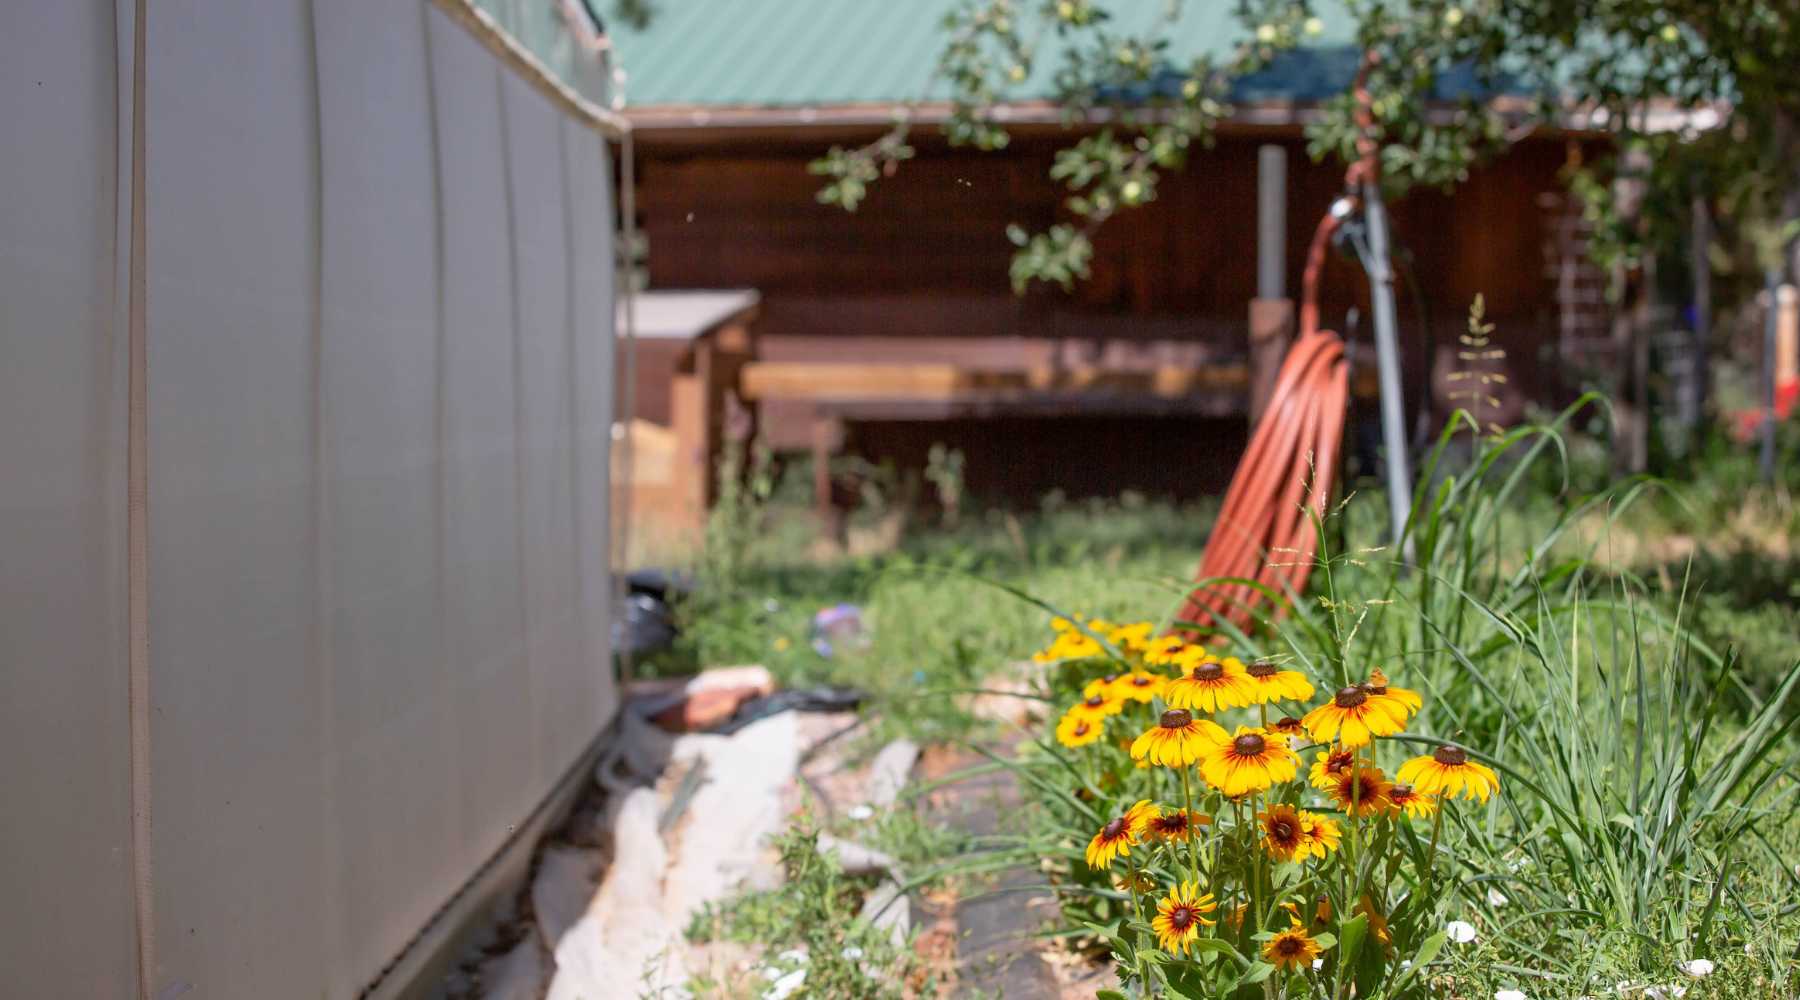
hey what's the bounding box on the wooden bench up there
[737,360,1380,538]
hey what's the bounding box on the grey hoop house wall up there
[1,2,625,996]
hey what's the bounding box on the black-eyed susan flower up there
[1070,687,1126,722]
[1268,715,1306,738]
[1055,711,1104,748]
[1111,670,1167,703]
[1327,764,1395,818]
[1130,709,1227,767]
[1151,881,1218,954]
[1115,869,1157,894]
[1084,809,1142,869]
[1123,798,1158,833]
[1356,895,1394,955]
[1295,811,1341,859]
[1082,675,1122,698]
[1032,623,1103,663]
[1361,667,1422,720]
[1262,917,1323,972]
[1144,807,1210,842]
[1243,658,1316,705]
[1257,804,1308,861]
[1386,782,1439,819]
[1141,634,1189,666]
[1165,657,1255,714]
[1309,747,1356,790]
[1397,744,1501,802]
[1107,620,1154,652]
[1301,685,1407,748]
[1199,727,1299,795]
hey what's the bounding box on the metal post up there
[1764,268,1780,484]
[1361,180,1415,557]
[1257,146,1287,300]
[1248,146,1292,424]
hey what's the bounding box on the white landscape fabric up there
[0,1,618,996]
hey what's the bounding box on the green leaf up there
[1239,961,1277,984]
[1096,992,1128,1000]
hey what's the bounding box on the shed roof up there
[607,1,1367,110]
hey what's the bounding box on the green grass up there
[654,410,1800,997]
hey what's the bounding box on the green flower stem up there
[1180,765,1202,883]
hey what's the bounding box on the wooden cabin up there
[610,3,1600,513]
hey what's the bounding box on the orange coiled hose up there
[1173,50,1385,637]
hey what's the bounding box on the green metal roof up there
[608,1,1360,109]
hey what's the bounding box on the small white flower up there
[1255,23,1277,43]
[840,946,865,961]
[1677,959,1714,978]
[1311,958,1324,970]
[1445,920,1478,944]
[1744,942,1754,956]
[1496,990,1527,1000]
[1303,16,1324,36]
[847,804,875,821]
[1444,6,1465,26]
[1486,887,1510,907]
[776,948,808,965]
[762,968,807,1000]
[1644,985,1687,1000]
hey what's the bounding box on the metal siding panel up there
[0,1,136,993]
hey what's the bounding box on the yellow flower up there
[1123,798,1159,834]
[1268,715,1307,738]
[1151,881,1218,954]
[1386,782,1439,819]
[1116,869,1157,894]
[1111,670,1167,703]
[1258,804,1308,861]
[1107,620,1155,652]
[1356,895,1394,956]
[1143,807,1210,842]
[1199,727,1299,796]
[1165,657,1255,714]
[1131,709,1228,767]
[1262,918,1323,972]
[1084,809,1141,868]
[1141,634,1189,666]
[1309,747,1356,790]
[1396,745,1500,802]
[1301,685,1407,748]
[1055,711,1104,748]
[1326,764,1394,818]
[1070,687,1127,722]
[1082,675,1123,699]
[1032,625,1104,663]
[1243,658,1316,705]
[1295,811,1341,859]
[1361,667,1422,722]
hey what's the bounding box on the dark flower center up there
[1360,680,1390,695]
[1233,733,1266,756]
[1270,819,1295,841]
[1433,745,1468,766]
[1193,661,1225,681]
[1101,817,1127,839]
[1273,716,1301,732]
[1391,782,1414,800]
[1333,686,1367,708]
[1103,674,1119,684]
[1168,906,1194,930]
[1326,751,1353,773]
[1073,721,1090,736]
[1247,659,1279,678]
[1276,935,1304,955]
[1156,813,1188,833]
[1084,694,1105,708]
[1131,675,1153,687]
[1161,709,1192,728]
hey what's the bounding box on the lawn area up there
[644,409,1800,999]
